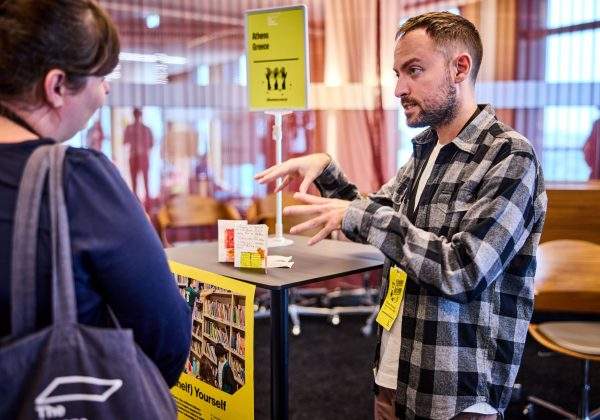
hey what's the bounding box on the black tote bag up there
[0,144,178,419]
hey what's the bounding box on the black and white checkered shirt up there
[316,104,547,419]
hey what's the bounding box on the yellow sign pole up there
[245,6,309,248]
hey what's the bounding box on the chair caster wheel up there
[522,403,535,419]
[291,325,301,336]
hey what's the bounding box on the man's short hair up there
[215,343,227,359]
[396,11,483,83]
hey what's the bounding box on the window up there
[546,0,600,29]
[542,0,600,181]
[197,65,210,86]
[238,55,247,86]
[543,106,599,181]
[545,29,600,83]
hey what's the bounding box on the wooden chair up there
[541,182,600,244]
[157,195,241,247]
[533,240,600,314]
[246,192,320,237]
[525,240,600,419]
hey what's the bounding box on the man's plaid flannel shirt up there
[315,105,547,419]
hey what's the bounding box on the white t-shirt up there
[374,141,496,415]
[217,359,225,389]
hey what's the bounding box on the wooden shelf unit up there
[176,278,246,392]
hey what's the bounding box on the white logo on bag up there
[34,376,123,419]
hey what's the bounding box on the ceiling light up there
[146,13,160,29]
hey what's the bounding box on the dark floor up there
[253,314,599,420]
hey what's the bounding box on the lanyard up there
[0,102,40,138]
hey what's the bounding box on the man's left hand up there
[284,192,351,245]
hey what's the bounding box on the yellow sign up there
[376,266,407,331]
[169,261,256,420]
[245,5,309,110]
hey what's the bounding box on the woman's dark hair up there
[0,0,120,105]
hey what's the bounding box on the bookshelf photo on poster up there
[170,262,255,420]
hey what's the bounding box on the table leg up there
[271,288,289,420]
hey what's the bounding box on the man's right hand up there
[254,153,331,194]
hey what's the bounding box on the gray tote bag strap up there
[48,144,77,325]
[10,145,52,337]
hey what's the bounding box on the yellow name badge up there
[376,266,407,331]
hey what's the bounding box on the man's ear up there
[453,52,472,84]
[43,69,67,108]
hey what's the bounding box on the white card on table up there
[234,224,268,269]
[218,220,247,262]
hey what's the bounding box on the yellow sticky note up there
[240,252,264,268]
[250,252,263,268]
[376,266,407,331]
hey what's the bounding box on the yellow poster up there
[245,5,309,110]
[169,261,255,420]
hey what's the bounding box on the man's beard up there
[403,77,458,128]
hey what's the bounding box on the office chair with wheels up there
[247,193,380,335]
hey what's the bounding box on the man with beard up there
[255,12,546,420]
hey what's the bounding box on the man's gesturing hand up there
[254,153,331,194]
[284,192,350,245]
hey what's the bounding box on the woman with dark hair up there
[0,0,191,388]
